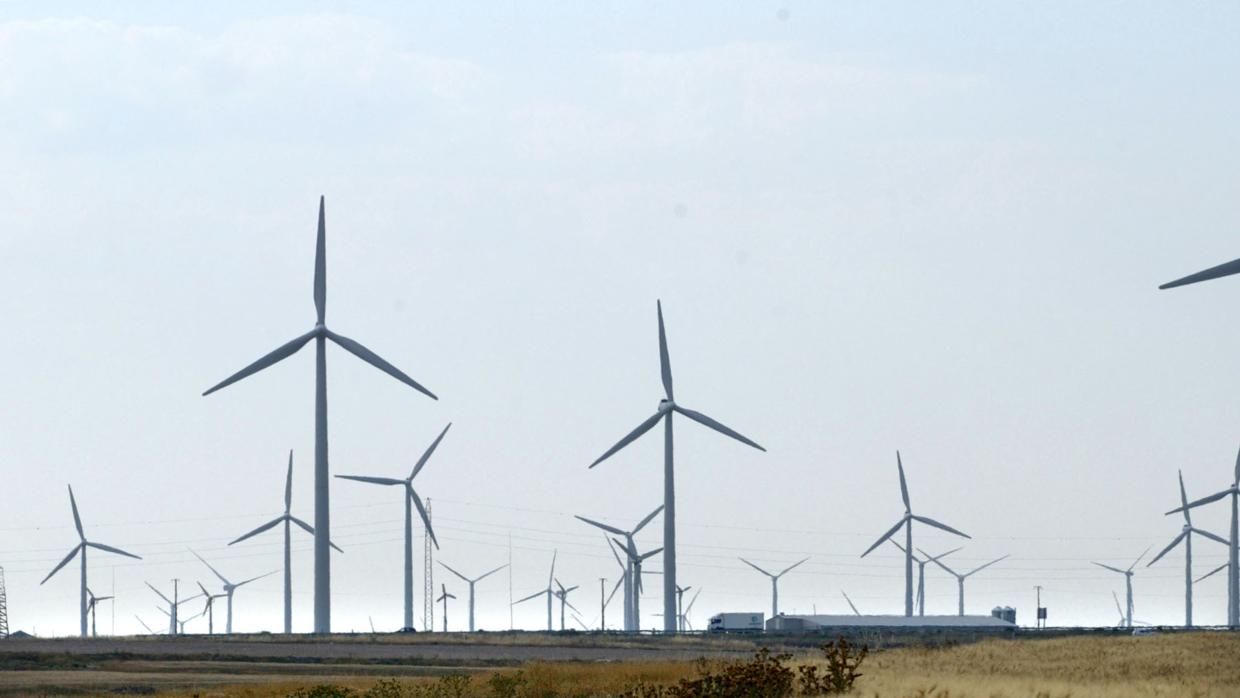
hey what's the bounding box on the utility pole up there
[1034,585,1045,629]
[0,566,10,638]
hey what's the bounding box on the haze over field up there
[1,2,1238,635]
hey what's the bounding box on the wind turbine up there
[41,485,142,638]
[159,605,204,635]
[860,452,970,616]
[553,579,580,632]
[589,301,765,632]
[674,585,691,632]
[1148,470,1231,627]
[438,561,508,632]
[919,549,1008,616]
[1165,447,1240,627]
[604,538,631,630]
[513,551,557,631]
[1091,549,1148,629]
[203,197,438,634]
[336,423,449,630]
[613,539,663,630]
[575,505,663,632]
[436,584,456,632]
[85,588,113,638]
[196,582,228,635]
[841,590,861,616]
[190,549,276,634]
[679,588,702,631]
[230,451,341,634]
[147,581,200,636]
[893,542,961,616]
[738,558,808,619]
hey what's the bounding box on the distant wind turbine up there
[436,584,456,632]
[892,541,961,616]
[41,485,141,638]
[514,551,557,631]
[553,579,581,631]
[337,424,450,630]
[230,451,341,633]
[590,301,765,632]
[85,588,113,638]
[920,549,1008,616]
[678,588,702,631]
[147,581,200,636]
[861,452,970,616]
[1092,549,1148,629]
[738,558,808,619]
[575,506,662,632]
[159,605,204,635]
[190,549,276,634]
[613,539,663,630]
[196,582,228,635]
[1165,447,1240,627]
[841,590,861,616]
[438,561,508,632]
[203,197,438,633]
[1148,470,1230,627]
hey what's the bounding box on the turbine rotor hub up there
[659,399,675,412]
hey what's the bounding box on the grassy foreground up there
[4,632,1239,697]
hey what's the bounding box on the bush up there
[798,638,868,694]
[287,686,356,698]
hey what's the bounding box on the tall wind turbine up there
[1165,447,1240,627]
[553,579,580,632]
[336,423,449,630]
[614,540,663,630]
[893,542,961,616]
[230,451,341,633]
[589,301,765,632]
[190,549,276,634]
[738,558,808,618]
[513,551,557,631]
[1148,470,1231,627]
[436,584,456,632]
[85,588,113,638]
[1091,549,1148,629]
[41,485,141,638]
[203,197,438,633]
[438,561,508,632]
[197,582,228,635]
[920,549,1008,616]
[575,506,663,632]
[860,453,970,616]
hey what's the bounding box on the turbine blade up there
[86,541,141,560]
[613,538,638,562]
[1113,591,1123,617]
[145,582,173,605]
[549,550,557,587]
[739,557,774,577]
[513,590,545,605]
[411,423,452,480]
[325,329,437,400]
[68,485,84,540]
[1235,444,1240,487]
[574,515,626,537]
[633,505,665,535]
[197,581,210,598]
[41,544,82,584]
[910,515,970,539]
[285,450,294,514]
[410,489,438,549]
[1195,562,1228,583]
[589,411,663,468]
[919,548,959,576]
[1191,527,1231,546]
[605,576,625,605]
[1092,561,1128,575]
[778,557,810,577]
[964,554,1009,577]
[1148,532,1188,567]
[842,590,860,615]
[229,517,283,545]
[314,196,326,324]
[638,547,663,562]
[288,515,343,552]
[861,517,908,557]
[673,406,765,451]
[1167,488,1233,515]
[476,564,508,582]
[438,561,470,583]
[203,330,317,396]
[928,546,963,563]
[607,537,626,570]
[1159,256,1240,290]
[897,451,910,511]
[234,570,278,588]
[1127,547,1150,572]
[686,588,701,613]
[335,474,405,486]
[657,300,673,401]
[564,598,581,614]
[189,549,231,586]
[1178,470,1192,525]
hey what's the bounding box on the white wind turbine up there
[1091,549,1148,629]
[196,582,228,635]
[147,581,201,636]
[738,558,808,619]
[159,605,204,635]
[553,579,581,632]
[190,549,276,634]
[336,423,450,630]
[436,584,456,632]
[613,539,663,631]
[438,561,508,632]
[1165,447,1240,627]
[85,588,113,638]
[678,588,702,631]
[230,451,341,633]
[514,551,558,631]
[575,506,663,632]
[1148,470,1230,627]
[41,485,142,638]
[590,301,765,632]
[204,197,438,633]
[860,452,970,616]
[919,549,1008,616]
[892,542,961,616]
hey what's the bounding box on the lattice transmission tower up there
[0,565,10,638]
[422,498,433,631]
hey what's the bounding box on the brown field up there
[2,631,1238,697]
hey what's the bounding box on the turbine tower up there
[41,485,141,638]
[1148,470,1230,627]
[1165,447,1240,627]
[513,551,557,631]
[738,558,808,618]
[229,451,341,633]
[196,582,228,635]
[337,423,450,630]
[919,549,1008,616]
[892,542,961,616]
[860,452,970,616]
[85,588,113,638]
[589,301,765,633]
[553,579,580,631]
[1091,549,1148,629]
[436,584,456,632]
[203,197,438,633]
[438,561,508,632]
[613,540,663,630]
[574,505,663,631]
[190,549,276,634]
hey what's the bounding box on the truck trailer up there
[708,612,765,633]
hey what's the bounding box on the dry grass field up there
[2,632,1238,697]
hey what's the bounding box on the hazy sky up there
[2,2,1239,636]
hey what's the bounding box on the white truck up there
[708,612,765,633]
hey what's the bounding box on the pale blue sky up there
[0,2,1238,635]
